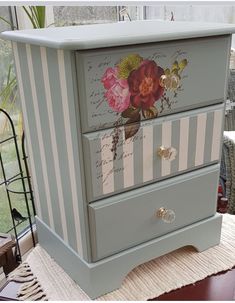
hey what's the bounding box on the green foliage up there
[22,6,46,29]
[0,6,46,111]
[0,64,17,112]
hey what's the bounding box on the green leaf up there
[23,6,38,28]
[124,113,141,140]
[0,16,16,29]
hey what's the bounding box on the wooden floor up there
[151,267,235,301]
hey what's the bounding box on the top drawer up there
[76,35,230,133]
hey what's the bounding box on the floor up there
[151,267,235,300]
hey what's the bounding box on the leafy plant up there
[0,6,46,135]
[22,6,46,28]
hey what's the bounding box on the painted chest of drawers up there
[2,20,235,298]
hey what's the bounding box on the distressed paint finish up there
[83,104,224,202]
[12,42,86,258]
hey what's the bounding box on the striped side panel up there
[25,44,55,231]
[42,47,78,252]
[38,46,68,242]
[12,42,42,219]
[14,43,84,257]
[57,49,83,256]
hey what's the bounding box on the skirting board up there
[36,214,222,299]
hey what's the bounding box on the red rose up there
[127,60,164,109]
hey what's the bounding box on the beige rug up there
[12,214,235,300]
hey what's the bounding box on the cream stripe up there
[143,125,153,182]
[179,117,189,171]
[40,47,68,242]
[101,135,114,194]
[211,109,223,161]
[195,113,207,166]
[57,49,83,256]
[26,44,54,230]
[123,132,134,188]
[12,42,42,218]
[161,121,172,176]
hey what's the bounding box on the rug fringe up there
[8,261,48,301]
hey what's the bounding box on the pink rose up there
[104,79,130,112]
[101,67,118,90]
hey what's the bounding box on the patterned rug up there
[8,214,235,301]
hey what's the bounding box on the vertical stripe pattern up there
[211,109,223,161]
[57,49,83,255]
[12,42,42,218]
[26,44,55,231]
[40,46,68,242]
[86,106,224,201]
[14,42,84,257]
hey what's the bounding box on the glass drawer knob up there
[157,146,177,161]
[156,207,176,223]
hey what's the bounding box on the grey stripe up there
[46,48,77,251]
[31,45,63,238]
[204,111,214,164]
[114,128,124,192]
[154,123,162,179]
[187,115,197,169]
[17,43,50,226]
[134,127,143,186]
[171,119,180,174]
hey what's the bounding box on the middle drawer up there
[83,103,224,202]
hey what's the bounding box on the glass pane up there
[53,6,118,26]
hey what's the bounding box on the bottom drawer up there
[89,165,219,261]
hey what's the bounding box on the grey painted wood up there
[1,20,235,49]
[76,35,230,132]
[36,212,222,299]
[83,103,224,202]
[13,42,91,260]
[30,45,63,239]
[89,165,220,261]
[67,50,92,261]
[16,43,50,226]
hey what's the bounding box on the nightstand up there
[2,20,235,298]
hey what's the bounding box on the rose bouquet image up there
[101,54,188,158]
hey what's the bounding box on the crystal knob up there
[156,207,176,223]
[157,146,177,161]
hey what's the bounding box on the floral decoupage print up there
[101,54,188,159]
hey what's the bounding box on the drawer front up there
[83,104,224,202]
[89,165,220,261]
[76,35,230,132]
